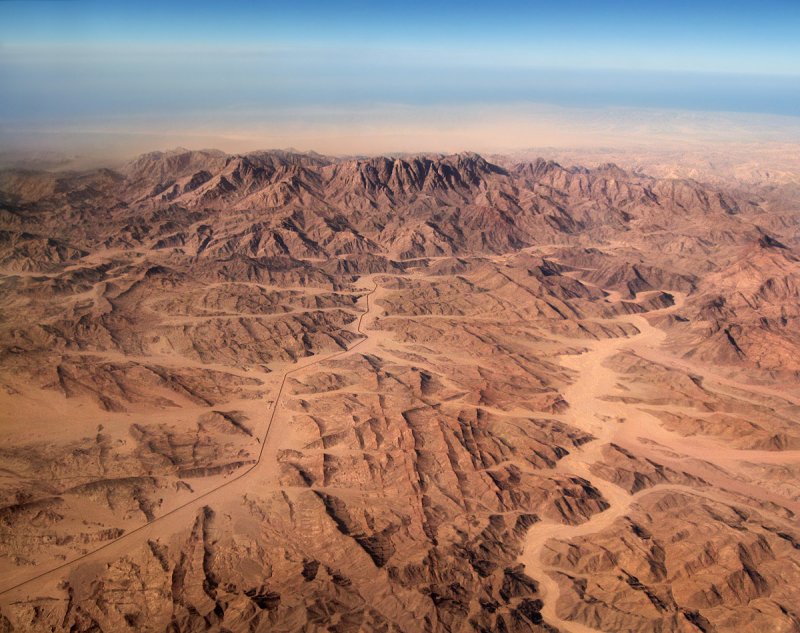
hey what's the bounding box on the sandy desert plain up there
[0,148,799,632]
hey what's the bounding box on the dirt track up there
[0,282,379,599]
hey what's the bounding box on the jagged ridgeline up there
[0,149,768,260]
[2,148,798,372]
[0,149,799,633]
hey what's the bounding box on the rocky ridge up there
[0,149,798,632]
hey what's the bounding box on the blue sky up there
[1,0,799,154]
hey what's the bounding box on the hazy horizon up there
[3,104,800,167]
[2,0,799,158]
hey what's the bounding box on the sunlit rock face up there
[1,149,799,633]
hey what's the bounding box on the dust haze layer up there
[0,148,799,633]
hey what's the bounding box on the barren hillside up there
[1,149,798,633]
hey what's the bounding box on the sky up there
[1,0,799,157]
